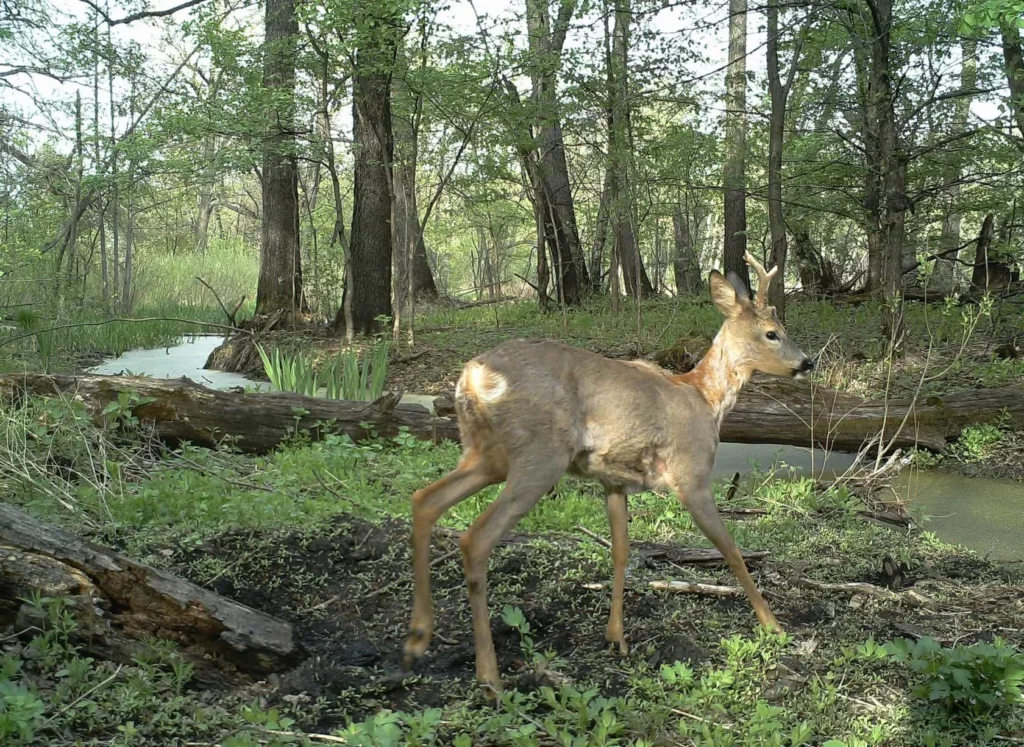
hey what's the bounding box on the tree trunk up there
[333,20,397,337]
[765,0,794,317]
[672,202,703,295]
[609,0,654,300]
[790,226,838,295]
[971,212,1017,291]
[722,0,750,291]
[853,45,882,293]
[525,0,590,306]
[590,171,611,292]
[6,373,1024,455]
[1001,23,1024,136]
[933,38,977,293]
[257,0,303,320]
[0,502,301,674]
[869,0,906,347]
[195,135,217,253]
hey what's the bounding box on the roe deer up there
[402,252,814,696]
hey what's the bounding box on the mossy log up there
[2,373,1023,454]
[0,502,302,674]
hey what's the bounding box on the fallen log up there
[0,502,302,674]
[2,373,1022,454]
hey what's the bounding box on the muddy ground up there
[158,511,1024,733]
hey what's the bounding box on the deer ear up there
[709,271,742,318]
[725,271,751,302]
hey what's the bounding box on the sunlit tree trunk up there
[257,0,303,320]
[722,0,750,290]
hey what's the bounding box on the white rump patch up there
[464,362,508,404]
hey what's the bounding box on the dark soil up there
[162,511,1024,732]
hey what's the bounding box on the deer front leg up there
[604,487,629,655]
[675,478,781,631]
[403,452,498,671]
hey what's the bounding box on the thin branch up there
[77,0,211,26]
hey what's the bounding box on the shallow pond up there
[89,338,1023,561]
[87,334,262,391]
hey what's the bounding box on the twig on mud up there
[576,524,612,550]
[648,580,744,597]
[797,578,931,607]
[584,580,744,597]
[302,548,462,614]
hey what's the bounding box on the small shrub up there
[952,425,1003,462]
[885,636,1024,718]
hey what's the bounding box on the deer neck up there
[679,330,752,423]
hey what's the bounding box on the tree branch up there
[77,0,211,26]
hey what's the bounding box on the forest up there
[1,0,1024,743]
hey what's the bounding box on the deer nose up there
[800,357,816,372]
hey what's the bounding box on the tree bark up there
[5,373,1023,455]
[333,17,397,337]
[933,38,977,293]
[590,171,611,292]
[672,202,703,295]
[722,0,750,290]
[869,0,906,347]
[525,0,590,306]
[609,0,654,300]
[766,0,801,317]
[971,212,1018,291]
[0,502,301,674]
[257,0,303,320]
[1001,23,1024,136]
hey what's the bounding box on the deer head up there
[708,253,814,379]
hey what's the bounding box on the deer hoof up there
[402,627,432,670]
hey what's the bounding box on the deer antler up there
[744,252,778,308]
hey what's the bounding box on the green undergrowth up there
[1,396,1022,745]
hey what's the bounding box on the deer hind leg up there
[402,449,500,671]
[459,455,568,698]
[674,477,781,632]
[604,486,630,655]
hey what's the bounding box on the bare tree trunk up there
[868,0,906,347]
[765,0,796,317]
[108,8,119,305]
[971,212,1018,291]
[1001,23,1024,136]
[525,0,590,306]
[257,0,303,320]
[673,201,703,295]
[934,37,977,293]
[590,171,611,292]
[722,0,750,291]
[195,135,216,253]
[334,14,396,336]
[92,14,108,303]
[853,46,882,293]
[609,0,653,300]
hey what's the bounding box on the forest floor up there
[2,296,1024,746]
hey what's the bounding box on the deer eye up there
[765,331,779,341]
